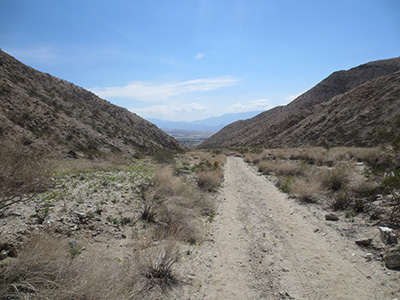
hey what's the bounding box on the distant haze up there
[147,111,263,132]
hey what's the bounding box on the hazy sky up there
[1,0,399,121]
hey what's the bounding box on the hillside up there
[199,57,400,148]
[0,50,184,157]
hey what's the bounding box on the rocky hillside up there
[0,50,185,157]
[199,57,400,148]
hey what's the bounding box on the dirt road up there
[179,157,399,300]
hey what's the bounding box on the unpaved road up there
[177,157,400,300]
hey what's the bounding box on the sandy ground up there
[173,156,400,300]
[2,157,399,299]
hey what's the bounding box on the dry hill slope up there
[0,50,184,157]
[199,57,400,148]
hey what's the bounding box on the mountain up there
[0,50,185,158]
[147,111,263,131]
[199,57,400,149]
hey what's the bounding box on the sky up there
[1,0,400,122]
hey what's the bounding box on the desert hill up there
[0,50,185,157]
[199,57,400,148]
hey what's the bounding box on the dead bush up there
[288,177,321,203]
[196,170,223,191]
[0,140,53,213]
[320,165,351,192]
[348,173,378,197]
[156,198,200,243]
[152,166,181,197]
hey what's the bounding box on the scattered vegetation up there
[242,136,400,227]
[0,148,226,299]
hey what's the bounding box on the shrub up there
[288,177,321,203]
[258,160,302,177]
[320,165,350,192]
[329,191,353,210]
[0,139,53,214]
[196,170,222,191]
[152,166,181,197]
[153,149,175,164]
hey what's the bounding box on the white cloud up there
[90,76,239,102]
[224,99,270,114]
[131,102,208,120]
[195,52,205,60]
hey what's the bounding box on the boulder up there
[379,227,398,245]
[325,213,339,221]
[355,238,373,246]
[383,245,400,269]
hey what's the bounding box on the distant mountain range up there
[199,57,400,148]
[147,111,263,132]
[0,50,185,158]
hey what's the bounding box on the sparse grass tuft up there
[135,240,180,291]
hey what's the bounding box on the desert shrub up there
[0,140,53,214]
[244,152,263,164]
[278,176,294,193]
[348,173,378,197]
[153,149,175,164]
[288,177,321,203]
[329,191,353,210]
[196,170,223,192]
[320,165,351,192]
[156,198,200,243]
[258,160,302,177]
[152,166,181,197]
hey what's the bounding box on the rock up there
[0,243,17,258]
[355,238,373,246]
[69,239,78,249]
[325,213,339,221]
[0,250,8,260]
[379,227,398,245]
[383,245,400,269]
[363,253,374,261]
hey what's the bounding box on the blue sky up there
[1,0,399,121]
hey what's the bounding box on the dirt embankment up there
[176,156,399,300]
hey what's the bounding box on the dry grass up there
[0,233,128,300]
[319,165,351,192]
[257,160,302,177]
[139,163,214,243]
[348,173,378,197]
[196,169,223,192]
[55,154,130,173]
[135,240,180,291]
[152,166,181,197]
[288,177,322,203]
[0,139,54,213]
